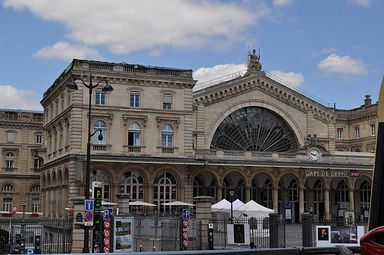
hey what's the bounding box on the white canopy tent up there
[162,201,195,207]
[234,200,274,218]
[211,199,244,213]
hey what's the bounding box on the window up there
[92,120,107,144]
[336,128,344,140]
[2,184,15,192]
[161,124,174,148]
[34,157,44,169]
[95,91,106,105]
[163,93,173,110]
[130,91,140,108]
[30,185,40,193]
[128,122,141,146]
[360,181,371,210]
[119,171,144,201]
[2,198,12,212]
[32,199,40,212]
[36,134,43,144]
[5,152,15,168]
[7,131,15,143]
[354,127,360,138]
[370,124,376,136]
[154,172,177,213]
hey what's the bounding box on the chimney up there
[364,95,371,107]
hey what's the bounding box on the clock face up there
[309,149,320,161]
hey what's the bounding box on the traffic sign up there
[182,209,190,220]
[103,247,110,253]
[103,208,113,220]
[183,239,189,247]
[84,211,94,226]
[104,221,111,229]
[182,220,188,228]
[104,229,110,238]
[85,199,94,211]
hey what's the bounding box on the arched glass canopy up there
[211,107,298,152]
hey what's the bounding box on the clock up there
[308,149,320,161]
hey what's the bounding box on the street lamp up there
[67,74,113,253]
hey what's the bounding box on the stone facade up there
[0,109,44,214]
[38,52,375,224]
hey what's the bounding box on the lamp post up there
[67,74,113,253]
[229,190,235,224]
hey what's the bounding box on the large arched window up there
[211,107,298,152]
[30,185,40,212]
[93,120,107,144]
[128,122,141,147]
[161,124,174,148]
[119,171,144,201]
[262,179,273,209]
[154,172,177,213]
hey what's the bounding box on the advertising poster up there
[113,216,134,252]
[227,224,250,245]
[316,225,364,247]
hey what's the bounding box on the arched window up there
[154,172,177,213]
[128,122,141,147]
[2,184,15,192]
[262,179,273,209]
[5,152,15,168]
[93,120,107,144]
[335,180,349,208]
[288,179,298,202]
[360,180,371,210]
[193,177,203,198]
[119,171,144,201]
[161,124,174,148]
[30,185,40,193]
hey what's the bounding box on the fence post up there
[269,213,279,248]
[194,196,214,250]
[302,213,313,247]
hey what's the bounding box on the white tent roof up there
[234,200,274,218]
[162,201,195,207]
[129,201,157,207]
[211,199,244,213]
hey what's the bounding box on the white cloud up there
[349,0,371,7]
[267,71,304,89]
[318,54,367,75]
[193,64,247,90]
[34,41,102,61]
[273,0,293,7]
[310,48,337,58]
[0,85,42,110]
[3,0,262,55]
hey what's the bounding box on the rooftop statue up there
[246,49,262,73]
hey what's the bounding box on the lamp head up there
[97,129,103,141]
[102,83,114,92]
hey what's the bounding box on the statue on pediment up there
[246,49,262,73]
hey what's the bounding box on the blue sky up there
[1,0,383,111]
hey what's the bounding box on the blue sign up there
[103,208,113,220]
[182,209,190,220]
[85,199,94,211]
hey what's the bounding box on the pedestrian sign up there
[85,199,94,211]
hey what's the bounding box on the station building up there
[38,51,375,224]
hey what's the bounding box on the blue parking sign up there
[103,208,113,220]
[182,209,190,220]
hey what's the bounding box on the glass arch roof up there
[211,107,298,152]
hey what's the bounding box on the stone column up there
[349,188,355,211]
[217,185,223,201]
[245,185,251,202]
[273,186,279,213]
[299,187,305,223]
[324,188,330,221]
[194,196,214,250]
[116,194,131,214]
[71,196,86,253]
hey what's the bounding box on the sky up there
[0,0,383,111]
